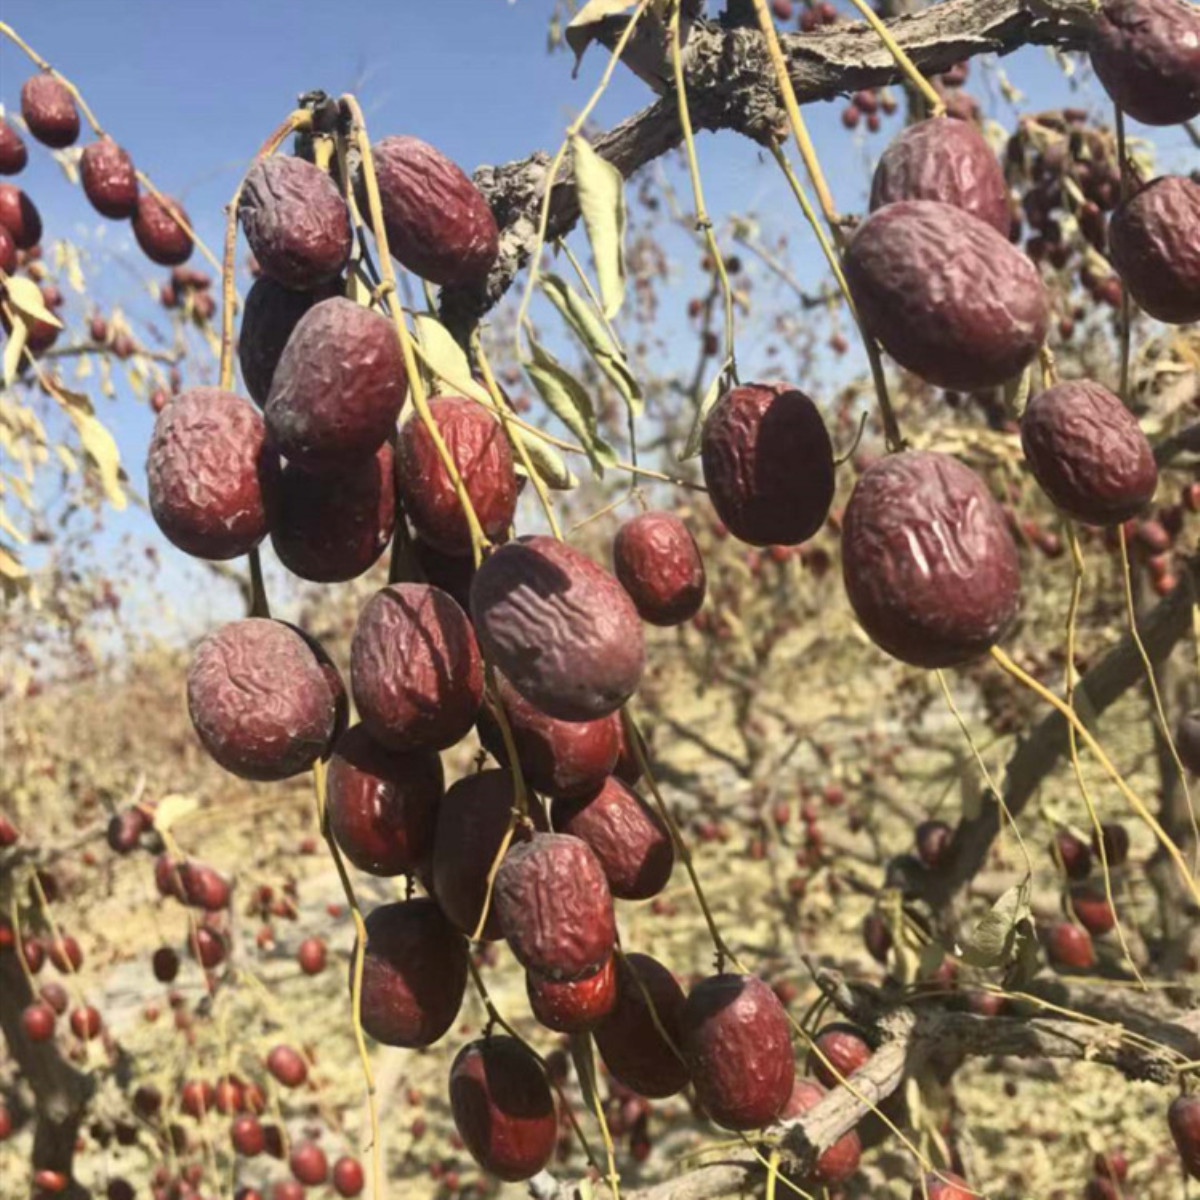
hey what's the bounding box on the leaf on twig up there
[523,335,616,478]
[570,135,626,320]
[680,356,733,461]
[516,431,578,491]
[959,883,1032,969]
[47,381,127,511]
[4,276,64,330]
[541,272,641,415]
[413,313,490,405]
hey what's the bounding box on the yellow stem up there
[840,0,946,116]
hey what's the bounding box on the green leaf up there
[679,357,733,461]
[413,313,490,405]
[571,134,626,320]
[960,884,1032,969]
[540,273,642,416]
[515,431,578,491]
[523,336,616,478]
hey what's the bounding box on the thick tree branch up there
[441,0,1095,333]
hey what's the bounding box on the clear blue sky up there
[1,0,1190,637]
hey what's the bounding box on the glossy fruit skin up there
[396,395,518,555]
[47,935,83,972]
[471,536,646,721]
[290,1142,328,1186]
[700,382,835,547]
[266,1045,307,1088]
[331,1157,365,1198]
[527,955,617,1032]
[327,723,443,878]
[1089,0,1200,125]
[21,1002,56,1041]
[266,297,407,471]
[781,1079,862,1184]
[133,193,193,266]
[431,769,521,941]
[1053,831,1093,880]
[238,277,338,407]
[80,138,139,219]
[154,856,231,910]
[0,183,42,249]
[1169,1095,1200,1180]
[845,200,1048,390]
[449,1037,555,1182]
[0,118,27,174]
[808,1024,872,1089]
[70,1006,102,1040]
[1022,380,1157,524]
[189,925,227,968]
[841,451,1021,668]
[21,74,79,148]
[1046,921,1095,970]
[1070,886,1116,936]
[297,938,326,975]
[870,117,1009,234]
[231,1115,265,1156]
[351,583,483,752]
[359,898,467,1048]
[367,136,499,287]
[494,833,616,980]
[239,156,352,291]
[910,1171,975,1200]
[551,776,673,900]
[152,947,179,983]
[477,672,619,800]
[681,973,794,1131]
[1109,176,1200,324]
[187,619,342,781]
[147,387,273,560]
[267,442,395,583]
[1178,712,1200,775]
[612,512,707,625]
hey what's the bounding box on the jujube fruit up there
[493,833,616,980]
[844,200,1048,390]
[147,386,273,560]
[870,117,1010,234]
[414,536,476,611]
[431,769,521,941]
[187,619,342,781]
[231,1115,265,1157]
[189,925,227,967]
[470,536,645,721]
[266,297,407,470]
[476,672,619,800]
[21,1002,56,1041]
[47,934,83,972]
[841,451,1021,668]
[1045,920,1095,970]
[395,395,518,555]
[366,135,500,287]
[1021,380,1157,524]
[238,156,352,291]
[351,583,483,752]
[297,938,326,975]
[1089,0,1200,126]
[910,1171,975,1200]
[265,1045,307,1088]
[780,1079,862,1184]
[0,117,27,174]
[358,898,467,1047]
[700,381,835,547]
[551,776,674,901]
[1169,1095,1200,1180]
[612,511,707,625]
[526,955,617,1032]
[808,1023,872,1089]
[1052,831,1092,880]
[331,1157,365,1198]
[0,183,43,249]
[238,277,338,407]
[21,74,80,148]
[70,1006,102,1040]
[1070,886,1116,936]
[326,723,444,878]
[80,138,139,220]
[290,1142,328,1186]
[154,856,231,910]
[680,973,794,1130]
[914,820,953,870]
[133,193,193,266]
[1092,822,1131,867]
[266,442,395,582]
[1108,175,1200,324]
[448,1037,556,1182]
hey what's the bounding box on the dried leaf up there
[960,884,1031,968]
[565,0,640,67]
[154,794,199,834]
[3,317,27,387]
[413,313,490,404]
[570,135,626,320]
[47,382,126,511]
[680,357,732,461]
[541,272,641,414]
[523,336,615,477]
[4,276,63,329]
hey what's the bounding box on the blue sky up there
[1,0,1191,637]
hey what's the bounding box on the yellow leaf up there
[571,135,626,320]
[154,794,200,834]
[45,381,127,511]
[3,275,63,329]
[55,444,78,474]
[0,502,24,544]
[3,318,28,386]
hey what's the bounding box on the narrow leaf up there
[49,382,126,511]
[524,336,615,477]
[3,319,27,387]
[516,430,578,491]
[571,135,626,319]
[413,313,490,404]
[4,276,63,329]
[960,884,1031,968]
[541,273,642,415]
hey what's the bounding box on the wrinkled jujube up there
[612,511,707,625]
